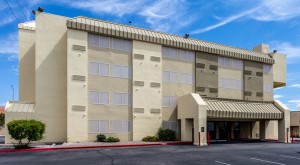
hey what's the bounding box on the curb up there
[0,141,193,153]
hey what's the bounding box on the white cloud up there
[274,95,283,99]
[290,84,300,88]
[139,0,194,32]
[191,7,258,34]
[0,33,18,55]
[53,0,195,33]
[288,100,300,103]
[274,87,283,90]
[249,0,300,21]
[191,0,300,34]
[0,16,15,27]
[59,0,148,17]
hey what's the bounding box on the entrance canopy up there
[204,98,283,119]
[5,101,35,113]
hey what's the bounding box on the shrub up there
[142,136,159,142]
[0,113,4,129]
[105,137,120,142]
[158,128,176,141]
[96,134,106,142]
[7,120,45,149]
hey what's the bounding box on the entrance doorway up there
[207,121,241,141]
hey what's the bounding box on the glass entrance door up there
[207,121,240,141]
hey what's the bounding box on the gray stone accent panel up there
[196,52,218,98]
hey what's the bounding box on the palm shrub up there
[7,119,45,149]
[105,137,120,142]
[96,134,106,142]
[157,128,176,141]
[142,136,159,142]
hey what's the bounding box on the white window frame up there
[112,92,132,106]
[112,65,131,79]
[162,47,178,59]
[88,33,110,48]
[99,120,109,133]
[163,96,178,108]
[163,71,177,83]
[111,120,132,133]
[179,73,193,84]
[263,64,273,74]
[218,56,243,69]
[218,78,243,90]
[88,120,100,133]
[112,37,132,52]
[162,121,178,132]
[264,83,273,93]
[89,91,109,105]
[180,50,195,62]
[89,62,109,77]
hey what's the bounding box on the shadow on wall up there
[8,31,68,143]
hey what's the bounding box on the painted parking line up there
[215,160,231,165]
[280,155,300,160]
[250,158,285,165]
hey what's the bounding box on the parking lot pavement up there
[0,142,300,165]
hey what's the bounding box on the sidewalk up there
[0,141,193,153]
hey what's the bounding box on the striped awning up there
[67,16,274,64]
[5,102,35,113]
[204,98,283,119]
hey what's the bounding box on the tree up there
[7,119,45,148]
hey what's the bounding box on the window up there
[180,50,195,62]
[89,62,99,75]
[88,33,109,48]
[218,56,243,69]
[88,33,99,47]
[264,83,273,93]
[111,120,132,133]
[89,62,109,76]
[88,120,99,133]
[163,96,177,108]
[99,35,110,48]
[99,120,109,133]
[162,47,177,59]
[112,65,131,78]
[112,38,132,52]
[112,93,132,105]
[89,91,109,104]
[219,78,243,90]
[163,121,177,131]
[88,120,109,133]
[179,73,193,84]
[263,64,273,74]
[163,71,177,83]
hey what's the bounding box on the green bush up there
[0,113,4,129]
[142,136,159,142]
[158,128,176,141]
[105,137,120,142]
[96,134,106,142]
[7,119,45,148]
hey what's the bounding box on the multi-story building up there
[5,12,289,146]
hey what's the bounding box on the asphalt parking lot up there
[1,142,300,165]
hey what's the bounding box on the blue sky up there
[0,0,300,110]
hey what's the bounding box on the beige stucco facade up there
[4,12,290,145]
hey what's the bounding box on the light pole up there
[11,85,14,101]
